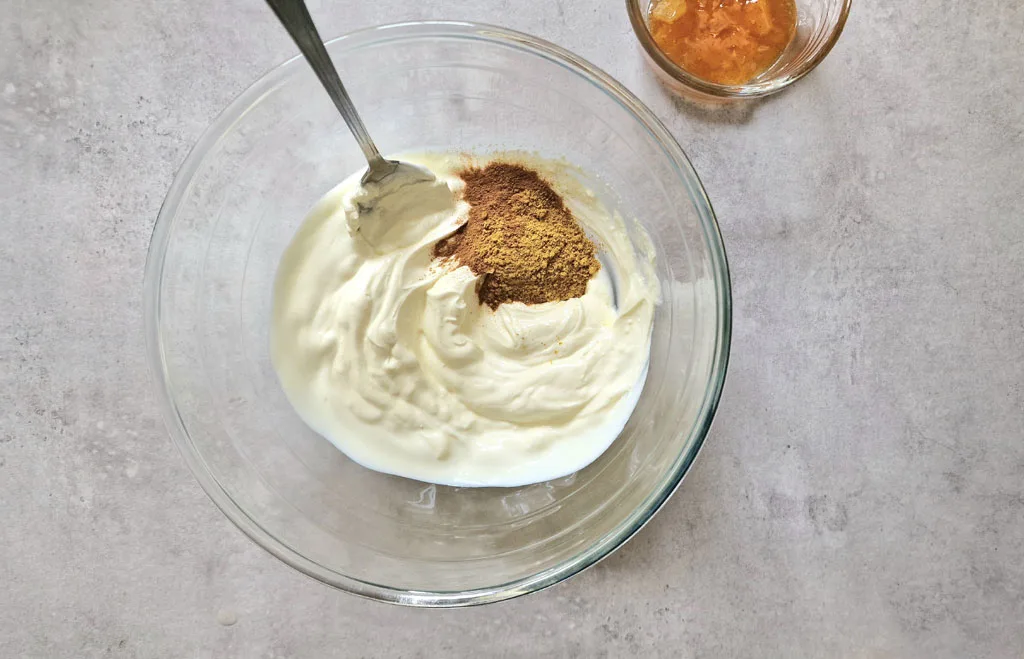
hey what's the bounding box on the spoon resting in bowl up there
[264,0,436,207]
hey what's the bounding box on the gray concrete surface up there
[2,0,1023,656]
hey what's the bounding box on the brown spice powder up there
[434,162,600,309]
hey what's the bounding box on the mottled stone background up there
[1,0,1022,656]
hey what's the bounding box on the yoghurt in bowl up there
[271,153,658,487]
[145,22,730,605]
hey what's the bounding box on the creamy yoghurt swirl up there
[271,153,657,486]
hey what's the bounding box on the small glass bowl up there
[145,21,731,606]
[627,0,852,101]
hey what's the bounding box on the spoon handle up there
[265,0,386,169]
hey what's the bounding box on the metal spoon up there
[265,0,428,188]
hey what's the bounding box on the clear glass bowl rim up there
[144,20,733,607]
[626,0,853,98]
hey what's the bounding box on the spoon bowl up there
[146,21,731,606]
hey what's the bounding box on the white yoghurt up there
[271,153,657,487]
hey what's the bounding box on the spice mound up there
[434,163,600,308]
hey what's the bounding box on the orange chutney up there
[648,0,797,85]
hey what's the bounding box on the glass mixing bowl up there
[627,0,852,101]
[145,21,731,606]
